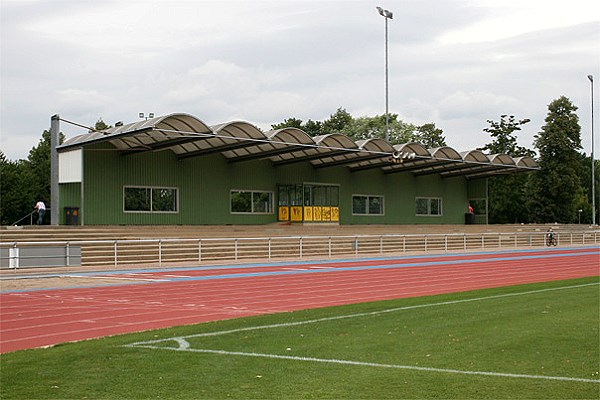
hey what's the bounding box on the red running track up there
[1,247,598,353]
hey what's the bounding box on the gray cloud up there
[1,0,598,160]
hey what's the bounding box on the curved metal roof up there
[57,112,539,178]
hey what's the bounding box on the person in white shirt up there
[34,201,46,225]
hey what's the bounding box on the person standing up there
[34,201,46,225]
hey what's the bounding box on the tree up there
[478,115,535,223]
[0,152,33,225]
[344,114,416,144]
[414,123,446,148]
[92,118,111,131]
[271,117,303,131]
[527,96,583,223]
[0,129,66,225]
[479,115,534,156]
[321,107,353,134]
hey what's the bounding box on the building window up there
[231,190,273,214]
[124,186,178,213]
[416,197,442,216]
[352,195,384,215]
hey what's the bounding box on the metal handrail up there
[10,211,37,226]
[1,230,598,271]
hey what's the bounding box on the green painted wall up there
[63,145,484,225]
[58,183,81,224]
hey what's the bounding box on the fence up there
[1,230,598,271]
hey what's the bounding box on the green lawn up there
[1,277,598,399]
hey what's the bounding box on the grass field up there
[1,277,598,399]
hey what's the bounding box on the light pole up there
[376,6,393,142]
[588,75,596,225]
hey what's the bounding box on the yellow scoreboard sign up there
[303,206,313,221]
[278,206,289,221]
[290,206,303,222]
[331,207,339,222]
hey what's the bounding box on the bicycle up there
[546,234,557,247]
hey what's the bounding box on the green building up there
[54,113,538,226]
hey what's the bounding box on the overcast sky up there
[1,0,598,161]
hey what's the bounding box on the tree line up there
[1,96,598,225]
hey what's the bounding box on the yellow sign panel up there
[278,206,289,221]
[331,207,339,222]
[303,206,313,221]
[322,207,331,221]
[313,206,322,221]
[291,206,303,222]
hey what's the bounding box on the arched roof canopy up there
[58,113,540,177]
[488,153,516,165]
[225,127,315,163]
[59,113,213,154]
[183,121,266,160]
[460,150,489,163]
[311,136,392,169]
[514,156,538,168]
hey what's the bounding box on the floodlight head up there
[139,113,144,118]
[376,6,393,19]
[149,113,155,118]
[588,74,594,82]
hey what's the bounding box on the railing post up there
[268,237,272,259]
[444,235,448,253]
[328,237,332,258]
[114,240,118,269]
[158,239,162,267]
[403,236,406,253]
[234,238,238,260]
[300,237,303,258]
[198,239,202,263]
[425,235,428,253]
[463,234,466,251]
[66,241,70,267]
[380,235,383,254]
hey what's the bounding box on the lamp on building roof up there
[139,112,155,120]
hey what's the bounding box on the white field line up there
[125,282,600,384]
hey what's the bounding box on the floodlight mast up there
[588,74,596,225]
[376,6,393,142]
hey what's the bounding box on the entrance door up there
[277,184,339,223]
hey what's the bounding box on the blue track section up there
[3,246,597,293]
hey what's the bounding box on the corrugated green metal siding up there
[58,183,81,224]
[78,143,475,226]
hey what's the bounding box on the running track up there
[1,247,598,353]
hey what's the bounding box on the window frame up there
[352,194,385,216]
[123,186,179,213]
[415,197,443,216]
[230,189,274,214]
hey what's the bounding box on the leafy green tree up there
[414,123,446,148]
[478,115,536,223]
[479,115,534,156]
[344,114,416,144]
[527,96,583,223]
[302,119,323,136]
[321,108,353,135]
[271,117,303,131]
[92,118,111,131]
[0,152,34,225]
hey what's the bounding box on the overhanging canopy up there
[58,113,539,178]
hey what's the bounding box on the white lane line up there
[65,275,170,282]
[130,344,600,384]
